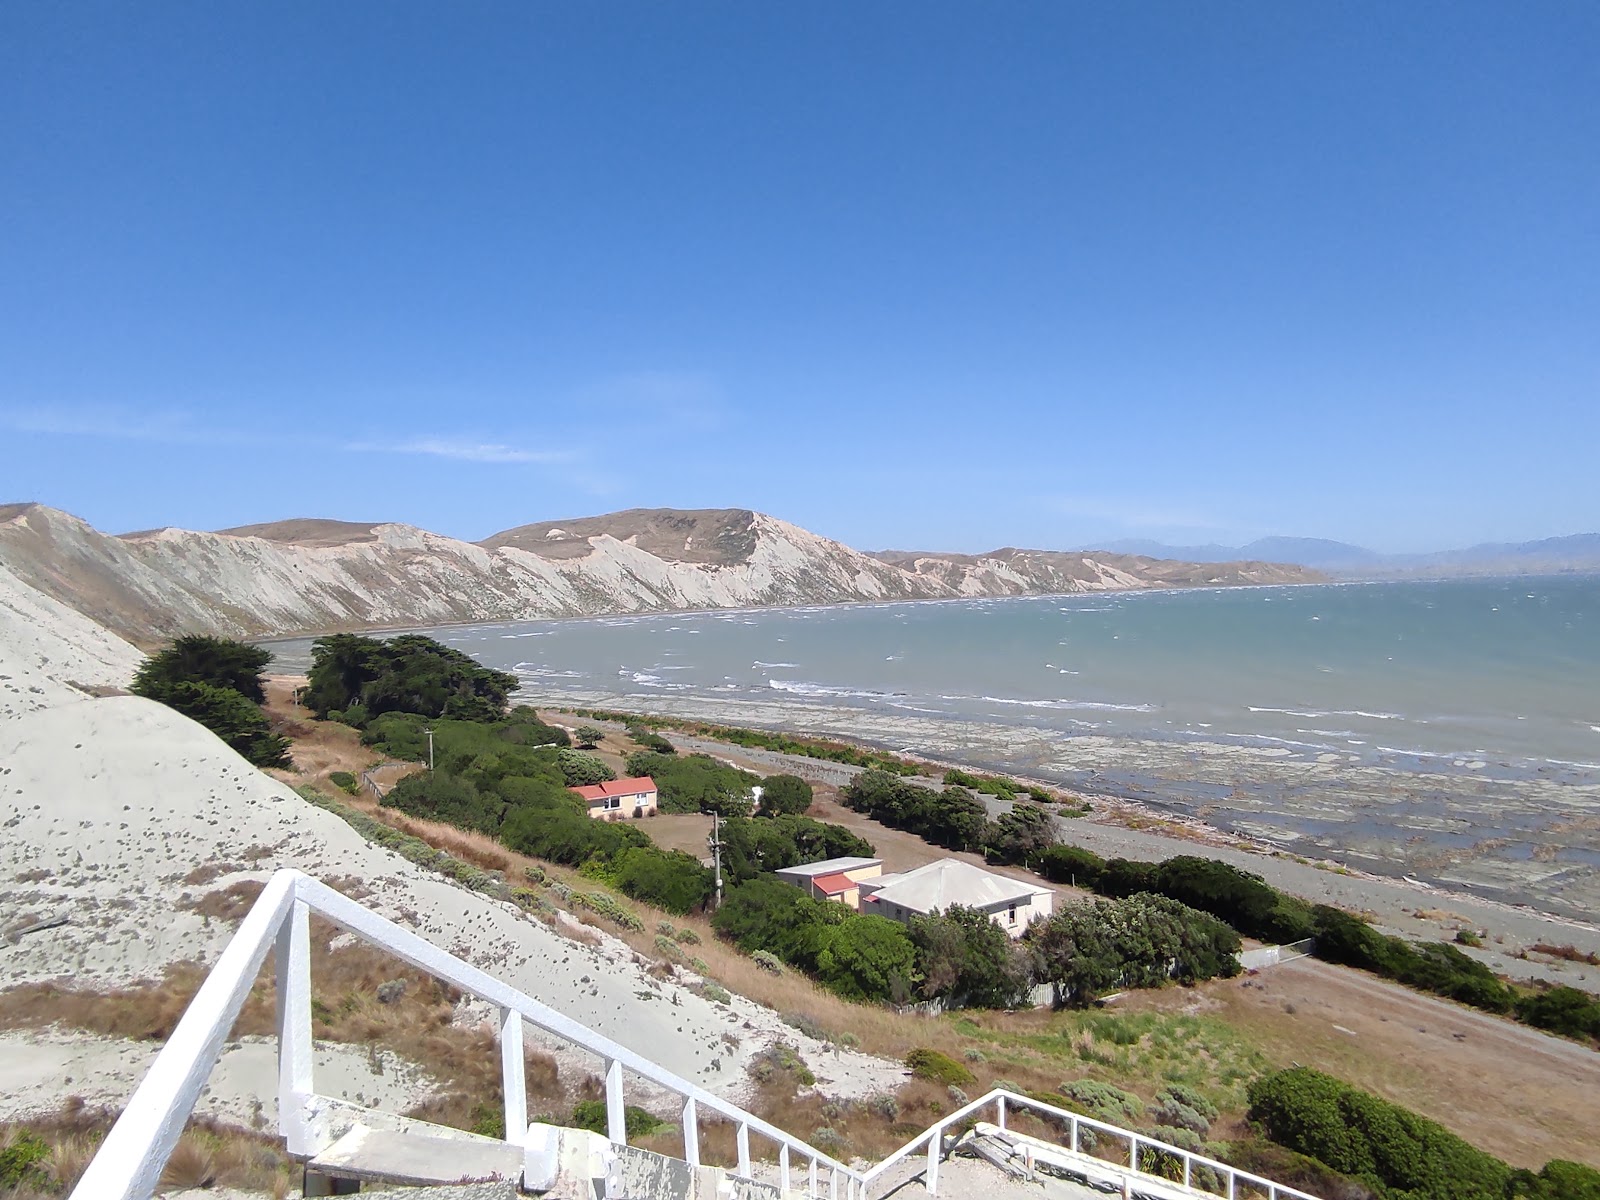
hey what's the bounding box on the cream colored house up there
[773,857,883,910]
[570,776,658,820]
[858,859,1054,938]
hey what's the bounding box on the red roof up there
[571,776,657,803]
[810,872,857,895]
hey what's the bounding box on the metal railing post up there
[1228,1170,1237,1199]
[499,1007,525,1146]
[926,1124,941,1195]
[276,898,313,1155]
[737,1121,751,1177]
[779,1144,790,1193]
[996,1093,1007,1131]
[810,1156,819,1198]
[682,1097,699,1168]
[1128,1131,1139,1173]
[604,1057,626,1146]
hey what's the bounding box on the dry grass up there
[1,1107,294,1198]
[1528,942,1600,966]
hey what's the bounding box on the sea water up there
[267,576,1600,913]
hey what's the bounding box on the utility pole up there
[423,726,435,773]
[707,811,723,910]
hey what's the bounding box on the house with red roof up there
[569,776,658,821]
[773,857,884,910]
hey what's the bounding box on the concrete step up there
[357,1186,519,1200]
[307,1124,523,1189]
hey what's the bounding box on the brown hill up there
[481,508,761,565]
[209,518,383,547]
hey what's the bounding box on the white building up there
[858,859,1054,938]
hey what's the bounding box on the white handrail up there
[861,1088,1323,1200]
[69,869,1319,1200]
[68,869,866,1200]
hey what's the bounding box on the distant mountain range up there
[1095,533,1600,576]
[0,504,1321,646]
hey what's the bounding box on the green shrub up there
[0,1130,50,1188]
[1057,1078,1144,1126]
[674,927,701,945]
[1515,986,1600,1042]
[1507,1160,1600,1199]
[570,1100,665,1139]
[750,1041,816,1087]
[1247,1066,1510,1200]
[751,950,784,975]
[572,891,645,932]
[906,1048,975,1088]
[329,770,360,795]
[700,982,731,1005]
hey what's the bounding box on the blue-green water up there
[268,576,1600,911]
[431,576,1597,774]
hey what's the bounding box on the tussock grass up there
[1,1108,293,1198]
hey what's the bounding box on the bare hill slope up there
[0,503,1321,644]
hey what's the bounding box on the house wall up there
[586,789,659,820]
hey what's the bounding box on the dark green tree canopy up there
[133,635,274,704]
[142,680,292,769]
[756,774,813,817]
[305,633,519,723]
[131,636,289,768]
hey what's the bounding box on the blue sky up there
[2,3,1595,554]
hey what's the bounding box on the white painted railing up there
[68,868,867,1199]
[861,1088,1323,1199]
[67,868,1318,1200]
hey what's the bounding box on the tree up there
[628,751,757,816]
[910,905,1032,1009]
[556,749,616,787]
[757,774,813,817]
[574,725,606,749]
[132,635,274,704]
[140,680,292,769]
[984,804,1057,868]
[816,914,918,1003]
[304,633,518,723]
[613,846,714,914]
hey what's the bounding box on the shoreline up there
[583,709,1600,994]
[525,685,1600,942]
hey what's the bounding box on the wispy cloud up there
[0,407,252,446]
[347,437,574,465]
[2,406,573,468]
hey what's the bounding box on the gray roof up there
[773,857,882,878]
[860,859,1050,913]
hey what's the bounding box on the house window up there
[1008,905,1017,924]
[606,796,621,810]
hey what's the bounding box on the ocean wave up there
[768,679,890,701]
[978,695,1157,714]
[1249,706,1404,721]
[752,660,800,668]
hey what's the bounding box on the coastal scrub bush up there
[626,725,677,755]
[570,890,645,932]
[556,749,615,787]
[909,904,1034,1009]
[1027,893,1240,1007]
[1058,1079,1144,1126]
[756,773,813,816]
[627,751,757,816]
[0,1130,50,1189]
[815,914,917,1003]
[573,725,606,748]
[905,1048,975,1088]
[841,770,989,852]
[570,1100,664,1139]
[1506,1160,1600,1199]
[1514,986,1600,1043]
[1038,843,1107,889]
[611,845,714,915]
[717,813,873,883]
[1247,1066,1510,1200]
[329,770,360,795]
